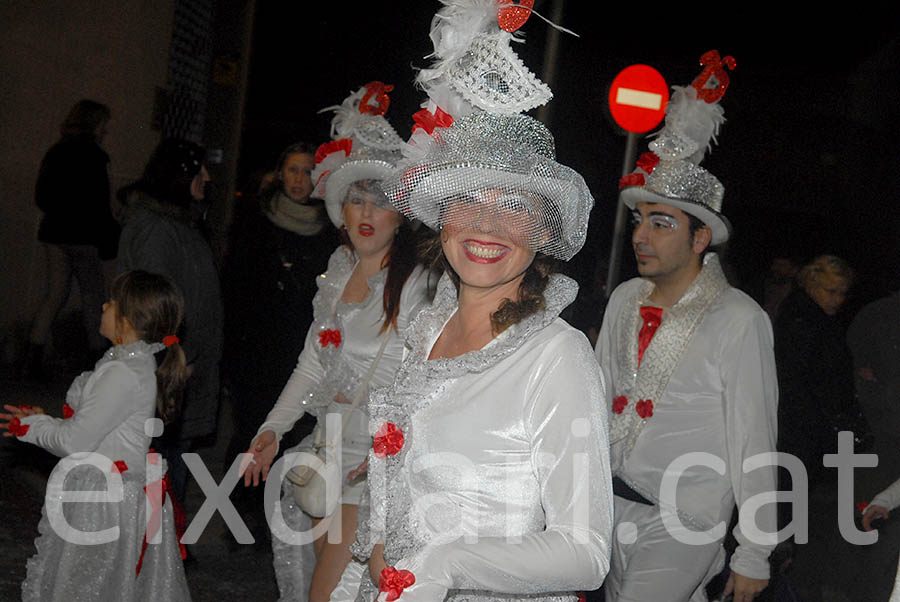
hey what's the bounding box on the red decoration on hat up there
[318,329,342,348]
[619,173,645,190]
[612,396,628,414]
[314,138,353,164]
[379,566,416,601]
[692,50,737,104]
[8,417,29,437]
[373,423,404,457]
[498,0,534,32]
[62,403,75,419]
[412,106,454,136]
[635,399,654,419]
[359,81,394,116]
[636,152,660,175]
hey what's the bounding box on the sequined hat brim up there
[621,186,732,245]
[323,160,398,228]
[391,162,592,261]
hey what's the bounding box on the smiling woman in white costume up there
[331,3,613,601]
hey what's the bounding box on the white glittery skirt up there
[22,464,191,602]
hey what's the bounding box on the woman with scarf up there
[222,142,337,543]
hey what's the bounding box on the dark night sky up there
[238,2,900,306]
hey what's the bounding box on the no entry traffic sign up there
[608,65,669,134]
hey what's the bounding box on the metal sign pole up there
[605,131,640,299]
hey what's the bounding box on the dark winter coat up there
[36,133,120,258]
[774,288,863,480]
[117,192,224,441]
[222,200,337,394]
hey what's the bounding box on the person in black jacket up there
[116,138,223,506]
[775,254,861,482]
[221,141,337,543]
[773,254,870,584]
[25,99,120,380]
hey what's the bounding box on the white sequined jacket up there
[356,272,613,602]
[596,255,779,580]
[257,246,431,450]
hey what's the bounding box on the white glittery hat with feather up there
[619,50,737,245]
[382,0,594,262]
[310,82,405,227]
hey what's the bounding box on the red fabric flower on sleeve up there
[635,152,660,174]
[379,566,416,601]
[618,173,645,190]
[635,399,654,419]
[62,403,75,419]
[8,417,29,437]
[111,460,129,474]
[612,396,628,414]
[318,329,342,348]
[856,501,869,514]
[373,423,404,458]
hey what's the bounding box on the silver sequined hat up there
[381,1,593,261]
[310,82,405,228]
[384,111,592,261]
[620,52,737,245]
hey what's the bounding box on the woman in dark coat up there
[221,141,337,541]
[774,254,863,482]
[116,137,224,505]
[25,99,120,379]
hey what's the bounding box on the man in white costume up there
[595,52,778,602]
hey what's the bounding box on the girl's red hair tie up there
[162,335,180,347]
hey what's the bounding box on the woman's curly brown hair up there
[419,231,558,335]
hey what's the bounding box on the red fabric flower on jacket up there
[635,399,654,419]
[618,173,645,190]
[8,417,29,437]
[612,396,628,414]
[111,460,129,474]
[379,566,416,601]
[373,423,404,458]
[318,329,342,348]
[635,152,660,174]
[62,403,75,419]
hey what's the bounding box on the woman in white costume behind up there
[242,82,432,602]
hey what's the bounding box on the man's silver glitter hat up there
[310,82,405,228]
[619,50,737,245]
[381,0,593,261]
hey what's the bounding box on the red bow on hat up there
[360,81,394,116]
[412,107,454,136]
[314,138,353,165]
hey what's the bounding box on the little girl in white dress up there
[1,270,192,601]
